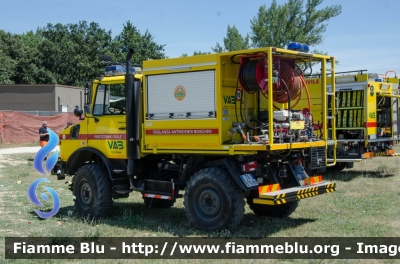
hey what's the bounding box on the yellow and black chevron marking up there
[252,198,275,205]
[275,193,286,199]
[259,182,336,199]
[275,199,287,205]
[297,192,319,199]
[369,150,396,157]
[253,182,336,206]
[374,151,389,157]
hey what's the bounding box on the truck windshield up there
[93,83,126,115]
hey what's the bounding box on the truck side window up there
[93,85,106,115]
[93,84,126,115]
[108,84,126,115]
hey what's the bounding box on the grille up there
[309,147,326,170]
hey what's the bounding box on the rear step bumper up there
[327,158,361,162]
[253,182,336,206]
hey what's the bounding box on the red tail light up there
[242,161,258,172]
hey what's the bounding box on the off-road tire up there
[332,162,346,172]
[143,196,175,209]
[246,190,299,217]
[74,164,113,218]
[184,168,245,231]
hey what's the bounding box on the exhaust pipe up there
[125,49,140,188]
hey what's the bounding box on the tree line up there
[0,0,341,86]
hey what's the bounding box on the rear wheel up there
[332,162,346,171]
[246,190,299,217]
[74,164,113,218]
[184,168,245,231]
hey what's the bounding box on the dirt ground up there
[0,146,58,170]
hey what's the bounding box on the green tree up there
[0,29,56,84]
[111,21,166,65]
[0,50,16,84]
[250,0,342,48]
[211,43,223,53]
[0,30,17,84]
[181,51,211,57]
[212,25,250,53]
[38,21,112,86]
[18,30,55,84]
[193,51,211,56]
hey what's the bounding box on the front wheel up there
[184,168,245,231]
[74,164,113,218]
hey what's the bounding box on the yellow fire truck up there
[55,44,337,231]
[299,70,399,170]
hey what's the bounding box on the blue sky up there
[2,0,399,76]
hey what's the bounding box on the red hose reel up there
[238,55,305,105]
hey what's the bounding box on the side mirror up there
[75,105,98,122]
[84,105,91,114]
[74,106,83,117]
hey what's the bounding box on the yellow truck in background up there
[54,44,337,231]
[298,70,399,171]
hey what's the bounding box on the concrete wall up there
[0,84,84,112]
[0,85,55,111]
[55,85,84,112]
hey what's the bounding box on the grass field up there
[1,145,400,263]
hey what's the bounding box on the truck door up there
[88,82,127,159]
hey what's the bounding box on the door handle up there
[119,127,126,130]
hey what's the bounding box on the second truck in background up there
[299,70,399,170]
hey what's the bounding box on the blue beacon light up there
[104,65,137,76]
[287,42,310,53]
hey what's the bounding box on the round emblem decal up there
[174,85,186,101]
[62,134,66,139]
